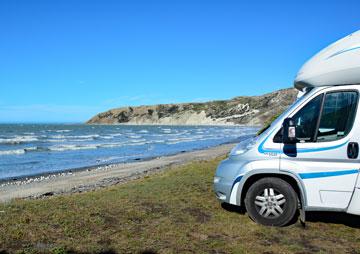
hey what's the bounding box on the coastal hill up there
[87,88,297,125]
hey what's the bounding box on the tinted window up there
[316,91,358,142]
[273,94,323,143]
[292,94,323,142]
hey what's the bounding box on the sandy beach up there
[0,143,235,202]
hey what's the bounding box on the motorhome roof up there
[294,30,360,91]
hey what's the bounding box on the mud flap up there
[299,203,306,227]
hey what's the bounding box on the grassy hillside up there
[0,157,359,253]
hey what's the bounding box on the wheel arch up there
[239,172,307,209]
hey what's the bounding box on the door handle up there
[347,142,359,159]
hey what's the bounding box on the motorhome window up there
[292,94,323,142]
[316,91,358,142]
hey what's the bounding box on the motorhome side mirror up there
[282,118,297,144]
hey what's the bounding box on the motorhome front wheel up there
[245,177,298,226]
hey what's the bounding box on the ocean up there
[0,124,257,180]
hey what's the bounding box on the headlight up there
[230,137,256,156]
[214,176,221,183]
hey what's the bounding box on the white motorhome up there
[214,30,360,226]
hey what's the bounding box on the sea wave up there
[55,130,72,133]
[0,136,39,144]
[71,134,100,139]
[49,134,100,140]
[101,133,123,139]
[99,143,124,148]
[0,146,54,155]
[51,135,67,139]
[48,142,128,151]
[166,136,213,144]
[127,135,142,139]
[162,128,172,133]
[49,144,100,152]
[47,139,68,142]
[102,136,114,140]
[0,149,26,155]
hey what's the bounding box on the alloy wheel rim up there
[254,188,286,218]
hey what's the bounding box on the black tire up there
[244,177,298,226]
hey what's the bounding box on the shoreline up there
[0,139,241,184]
[0,142,236,202]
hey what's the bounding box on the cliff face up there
[87,88,298,126]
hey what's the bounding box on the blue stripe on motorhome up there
[258,130,348,154]
[299,169,359,179]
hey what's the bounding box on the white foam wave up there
[68,138,95,142]
[0,149,26,155]
[128,135,142,139]
[99,143,124,148]
[0,136,39,144]
[165,136,214,144]
[73,134,100,139]
[162,129,172,133]
[49,144,99,152]
[111,133,123,137]
[130,139,147,143]
[51,135,66,139]
[55,130,71,133]
[127,142,147,146]
[101,133,122,139]
[97,156,124,163]
[49,134,100,140]
[47,139,68,142]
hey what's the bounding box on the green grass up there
[0,158,359,253]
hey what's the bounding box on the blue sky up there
[0,0,359,123]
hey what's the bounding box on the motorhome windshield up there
[256,88,316,136]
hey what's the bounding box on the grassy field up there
[0,157,360,254]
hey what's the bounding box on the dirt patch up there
[90,212,119,228]
[209,249,228,254]
[129,216,143,224]
[181,207,211,223]
[139,249,157,254]
[140,201,170,216]
[97,238,112,246]
[255,232,281,246]
[208,234,225,240]
[188,232,208,241]
[346,248,360,254]
[295,234,321,253]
